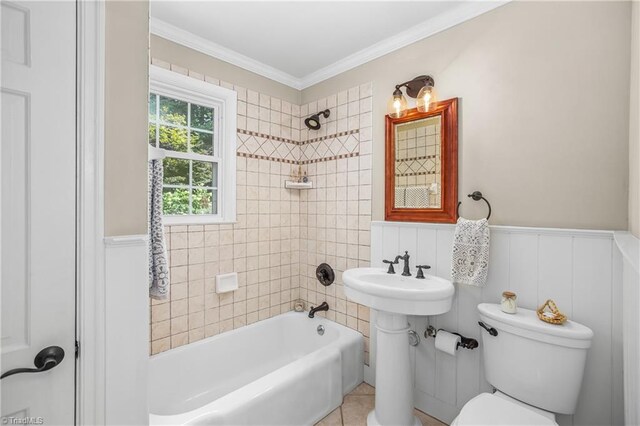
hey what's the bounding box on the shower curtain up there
[149,159,170,299]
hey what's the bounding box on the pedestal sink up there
[342,267,454,426]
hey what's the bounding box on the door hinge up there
[75,340,79,359]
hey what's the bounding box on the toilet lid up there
[453,393,557,426]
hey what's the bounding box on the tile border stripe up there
[396,154,438,162]
[300,129,359,145]
[237,151,359,165]
[237,128,359,146]
[237,129,298,145]
[237,152,298,164]
[300,152,359,164]
[395,170,437,177]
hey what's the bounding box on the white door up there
[1,1,77,424]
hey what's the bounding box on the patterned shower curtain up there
[149,159,170,299]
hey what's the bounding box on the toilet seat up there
[451,392,558,426]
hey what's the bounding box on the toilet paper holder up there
[424,326,479,350]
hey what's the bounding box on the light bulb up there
[416,85,438,112]
[387,92,408,118]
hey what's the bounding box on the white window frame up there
[149,65,236,224]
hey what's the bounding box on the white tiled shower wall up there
[299,85,374,363]
[149,59,372,362]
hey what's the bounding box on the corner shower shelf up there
[284,180,313,190]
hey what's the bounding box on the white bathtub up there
[149,311,364,425]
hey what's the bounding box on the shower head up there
[304,109,330,130]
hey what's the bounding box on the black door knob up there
[1,346,65,380]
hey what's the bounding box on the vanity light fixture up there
[387,75,437,118]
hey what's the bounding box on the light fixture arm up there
[395,75,435,98]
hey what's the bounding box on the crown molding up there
[299,1,510,89]
[150,1,510,91]
[150,18,304,89]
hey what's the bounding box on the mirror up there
[385,98,458,223]
[394,116,442,209]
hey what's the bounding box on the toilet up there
[452,303,594,425]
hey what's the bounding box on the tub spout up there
[308,302,329,318]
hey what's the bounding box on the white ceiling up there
[150,1,508,89]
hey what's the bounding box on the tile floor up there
[315,383,447,426]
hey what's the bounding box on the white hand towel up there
[451,217,490,286]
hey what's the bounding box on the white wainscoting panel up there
[104,235,149,425]
[369,222,623,425]
[615,232,640,426]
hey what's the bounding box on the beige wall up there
[302,1,632,230]
[630,1,639,237]
[107,1,633,235]
[151,35,301,105]
[105,1,150,236]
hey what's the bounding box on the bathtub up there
[149,311,364,425]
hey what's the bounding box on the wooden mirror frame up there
[385,98,458,223]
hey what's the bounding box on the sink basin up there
[342,267,454,316]
[343,267,455,426]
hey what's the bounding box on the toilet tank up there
[477,303,594,415]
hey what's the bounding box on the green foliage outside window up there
[162,188,190,215]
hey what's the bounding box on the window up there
[149,66,237,224]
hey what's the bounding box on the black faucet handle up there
[415,265,431,279]
[382,259,397,274]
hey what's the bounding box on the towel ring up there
[456,191,491,220]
